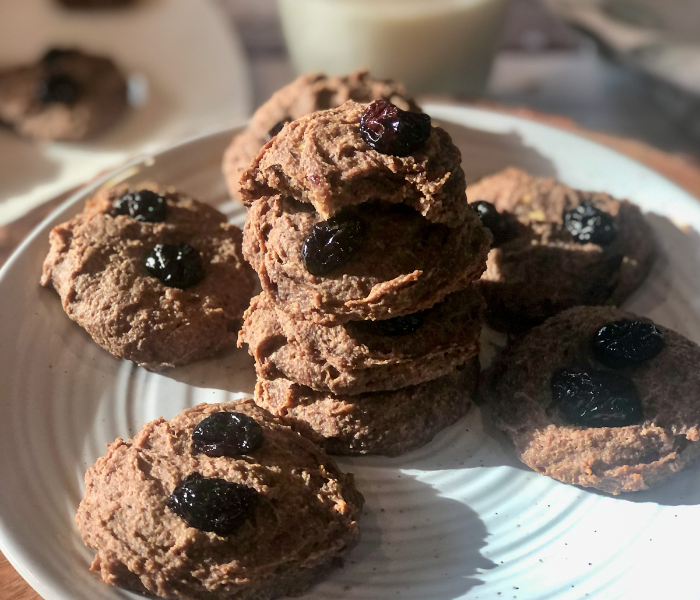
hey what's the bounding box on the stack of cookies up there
[238,99,491,455]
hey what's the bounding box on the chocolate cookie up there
[56,0,134,7]
[243,195,490,324]
[0,48,128,141]
[76,400,363,599]
[484,306,700,494]
[41,185,257,370]
[256,360,479,456]
[240,288,483,395]
[223,72,420,201]
[240,100,469,227]
[467,168,657,331]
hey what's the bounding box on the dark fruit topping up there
[36,74,80,105]
[41,48,74,65]
[265,119,289,142]
[166,473,257,536]
[563,202,617,245]
[350,311,425,337]
[359,99,431,156]
[113,189,167,222]
[192,412,264,457]
[301,212,365,276]
[593,319,665,368]
[470,200,515,247]
[551,366,643,427]
[145,243,205,289]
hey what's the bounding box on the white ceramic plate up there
[0,0,252,226]
[2,104,700,600]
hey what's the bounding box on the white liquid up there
[277,0,510,96]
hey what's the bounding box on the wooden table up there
[1,108,700,600]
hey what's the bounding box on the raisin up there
[359,99,431,156]
[470,200,515,247]
[167,473,257,536]
[265,119,289,142]
[36,74,80,105]
[113,190,167,222]
[301,212,365,276]
[145,243,205,289]
[349,311,425,337]
[551,366,643,427]
[192,412,264,457]
[41,48,75,66]
[563,202,617,245]
[593,319,664,368]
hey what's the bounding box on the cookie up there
[76,399,363,599]
[467,168,657,331]
[0,48,128,141]
[240,100,469,227]
[256,359,479,456]
[243,195,489,324]
[56,0,134,7]
[240,287,483,395]
[484,306,700,494]
[223,71,420,201]
[40,184,257,370]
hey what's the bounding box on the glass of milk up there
[276,0,510,97]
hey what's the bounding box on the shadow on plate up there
[316,473,494,600]
[162,345,257,397]
[438,121,558,184]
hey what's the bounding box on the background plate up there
[0,0,252,225]
[1,104,700,600]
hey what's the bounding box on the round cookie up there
[240,288,483,395]
[76,400,363,599]
[467,167,657,331]
[255,359,479,456]
[0,48,128,141]
[41,184,257,370]
[484,306,700,494]
[240,100,469,228]
[56,0,134,7]
[243,195,490,324]
[223,71,420,201]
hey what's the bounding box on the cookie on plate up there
[467,168,657,331]
[56,0,134,7]
[255,359,479,456]
[76,400,363,599]
[223,71,420,201]
[0,48,128,141]
[243,195,489,324]
[484,306,700,494]
[240,288,483,395]
[40,184,256,370]
[240,100,469,227]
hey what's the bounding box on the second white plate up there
[0,0,252,225]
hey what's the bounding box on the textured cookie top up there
[41,184,257,370]
[468,168,656,330]
[239,100,468,227]
[0,48,128,141]
[240,288,483,395]
[243,196,490,324]
[223,71,419,200]
[76,400,363,600]
[485,306,700,494]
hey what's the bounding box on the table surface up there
[3,0,700,598]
